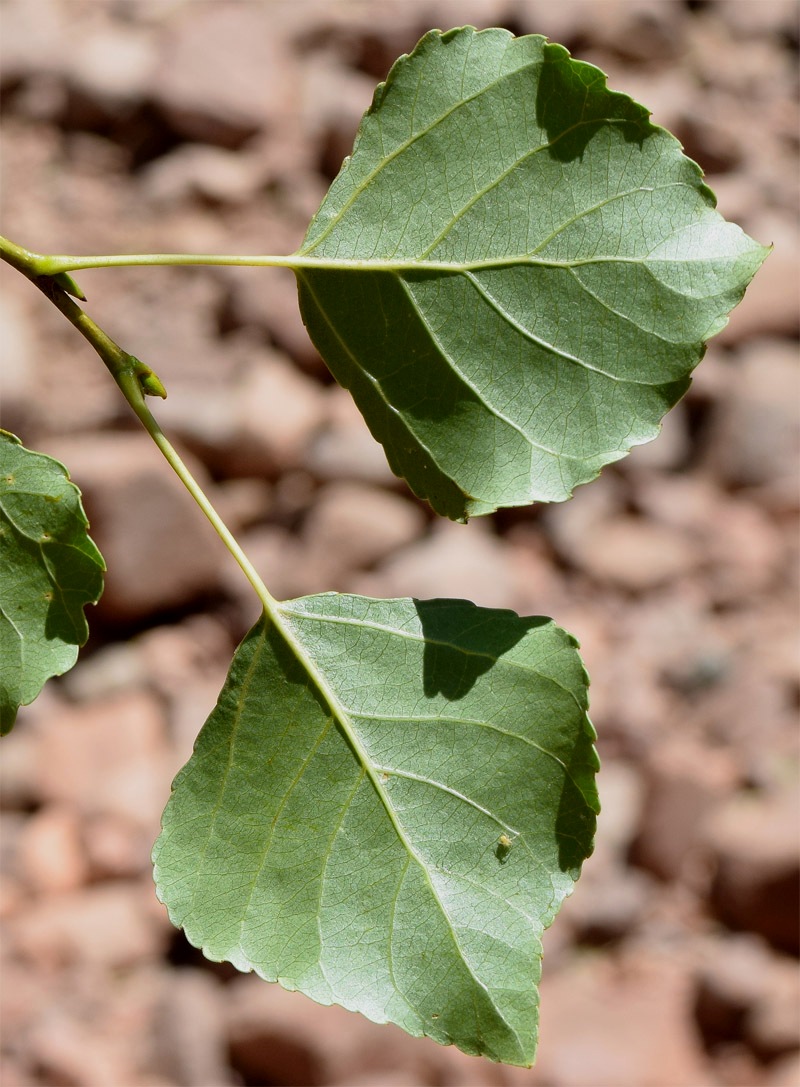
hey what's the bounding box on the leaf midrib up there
[267,602,529,1042]
[289,248,737,274]
[271,602,444,867]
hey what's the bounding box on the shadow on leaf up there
[536,43,652,162]
[414,597,550,700]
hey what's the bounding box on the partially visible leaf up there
[0,430,104,733]
[154,594,598,1067]
[295,27,769,521]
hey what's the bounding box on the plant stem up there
[1,237,589,276]
[131,399,281,619]
[35,250,305,273]
[0,233,279,617]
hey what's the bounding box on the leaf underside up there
[0,430,104,734]
[296,26,769,521]
[154,595,598,1066]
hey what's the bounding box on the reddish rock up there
[0,952,44,1050]
[162,671,232,773]
[26,1010,139,1087]
[630,739,740,882]
[694,933,800,1061]
[233,350,328,475]
[561,862,655,945]
[673,106,745,175]
[33,690,172,851]
[597,758,647,850]
[570,514,699,591]
[271,469,318,523]
[710,171,766,229]
[17,805,88,894]
[0,1057,33,1087]
[705,788,800,954]
[10,882,167,970]
[154,970,233,1086]
[0,813,27,921]
[724,0,800,39]
[588,0,689,62]
[609,66,693,136]
[151,4,296,147]
[543,472,624,566]
[225,979,334,1086]
[300,481,426,589]
[702,497,785,603]
[136,614,234,698]
[302,58,378,180]
[81,812,150,881]
[0,291,36,415]
[710,1046,770,1087]
[633,474,785,603]
[60,641,147,704]
[225,975,493,1087]
[694,933,775,1045]
[359,519,518,610]
[769,1053,800,1087]
[64,24,156,111]
[525,952,713,1087]
[504,526,571,622]
[141,143,268,207]
[214,476,273,531]
[0,695,49,810]
[690,663,797,771]
[0,0,65,81]
[511,0,686,61]
[632,473,725,533]
[307,386,398,487]
[747,953,800,1059]
[703,338,800,489]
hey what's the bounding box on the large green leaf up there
[153,594,598,1066]
[295,27,769,521]
[0,430,104,733]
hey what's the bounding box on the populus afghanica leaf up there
[154,594,598,1066]
[295,27,769,521]
[0,430,104,733]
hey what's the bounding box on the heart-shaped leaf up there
[0,430,104,733]
[295,27,769,521]
[153,594,598,1066]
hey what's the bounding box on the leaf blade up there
[153,594,598,1066]
[0,430,104,733]
[295,27,769,520]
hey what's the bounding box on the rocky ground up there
[1,1,798,1085]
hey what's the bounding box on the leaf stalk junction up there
[0,233,278,618]
[0,232,424,865]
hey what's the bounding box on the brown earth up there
[1,2,798,1085]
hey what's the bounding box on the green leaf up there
[295,27,769,521]
[153,594,598,1066]
[0,430,104,733]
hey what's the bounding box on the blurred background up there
[1,1,798,1085]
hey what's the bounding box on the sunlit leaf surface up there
[154,595,598,1065]
[296,27,769,520]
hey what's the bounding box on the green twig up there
[0,233,278,615]
[1,237,618,276]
